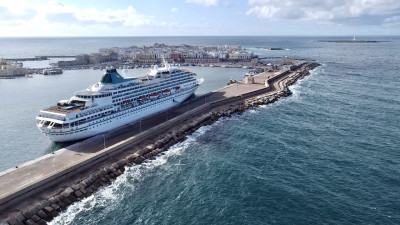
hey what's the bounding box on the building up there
[0,59,27,76]
[89,52,118,64]
[184,58,219,63]
[170,53,181,61]
[180,52,189,59]
[135,53,157,63]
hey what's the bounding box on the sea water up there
[0,36,399,224]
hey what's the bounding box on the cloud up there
[170,7,178,13]
[246,0,400,25]
[383,16,400,27]
[185,0,221,7]
[39,3,153,27]
[0,1,162,28]
[0,5,37,22]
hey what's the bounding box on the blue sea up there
[0,36,399,224]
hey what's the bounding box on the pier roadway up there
[0,63,313,218]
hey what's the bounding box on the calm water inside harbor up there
[0,36,399,224]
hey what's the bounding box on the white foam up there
[249,109,258,114]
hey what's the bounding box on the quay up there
[0,62,320,224]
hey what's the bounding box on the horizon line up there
[1,35,399,38]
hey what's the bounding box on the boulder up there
[22,211,33,220]
[58,201,67,209]
[104,166,113,174]
[31,215,41,223]
[122,158,130,166]
[61,197,72,205]
[85,187,94,195]
[68,194,77,202]
[14,213,25,224]
[114,170,123,177]
[104,175,113,181]
[51,204,61,211]
[24,219,36,225]
[134,156,145,164]
[151,150,159,156]
[48,197,59,205]
[73,190,83,198]
[127,155,137,163]
[27,206,39,218]
[136,149,146,156]
[146,144,155,151]
[71,184,80,191]
[6,217,20,225]
[93,181,103,188]
[97,169,108,177]
[61,187,74,198]
[88,174,98,183]
[98,179,107,186]
[36,210,47,220]
[54,195,65,204]
[37,220,47,225]
[89,184,98,191]
[117,160,126,168]
[81,179,91,188]
[43,206,54,214]
[111,162,120,170]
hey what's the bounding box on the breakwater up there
[1,63,320,225]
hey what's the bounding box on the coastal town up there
[57,43,255,68]
[0,44,301,78]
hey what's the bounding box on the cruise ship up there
[36,63,200,142]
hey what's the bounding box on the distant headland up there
[318,36,389,43]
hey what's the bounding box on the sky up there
[0,0,399,36]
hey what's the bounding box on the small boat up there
[162,89,171,95]
[149,93,159,99]
[138,96,146,100]
[43,68,63,75]
[175,86,180,90]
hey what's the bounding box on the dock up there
[0,62,320,224]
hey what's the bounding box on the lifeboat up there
[138,96,146,100]
[122,100,132,104]
[162,89,171,95]
[175,86,180,90]
[149,93,159,99]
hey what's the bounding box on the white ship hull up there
[37,64,200,143]
[39,88,196,142]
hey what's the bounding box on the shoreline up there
[1,62,320,224]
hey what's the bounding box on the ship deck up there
[43,105,84,114]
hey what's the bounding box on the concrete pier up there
[0,62,320,224]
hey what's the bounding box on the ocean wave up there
[49,125,214,225]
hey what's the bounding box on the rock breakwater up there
[4,62,320,225]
